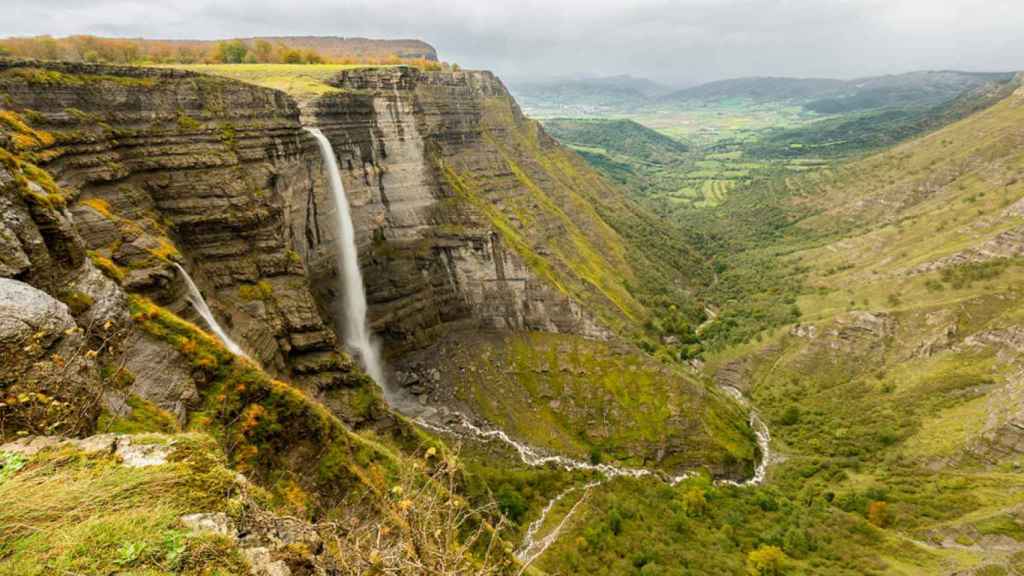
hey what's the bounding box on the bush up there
[215,40,247,63]
[746,545,786,575]
[495,485,528,524]
[779,406,800,426]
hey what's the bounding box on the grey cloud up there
[1,0,1021,85]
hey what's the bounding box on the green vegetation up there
[0,436,249,576]
[237,280,273,301]
[440,332,754,472]
[510,66,1024,575]
[163,63,360,97]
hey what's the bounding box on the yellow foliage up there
[81,197,113,218]
[746,545,786,575]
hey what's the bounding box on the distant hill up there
[509,75,672,115]
[802,70,1014,113]
[662,76,845,102]
[543,118,694,202]
[544,117,688,161]
[661,70,1016,111]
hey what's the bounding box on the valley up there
[515,71,1016,209]
[0,27,1022,576]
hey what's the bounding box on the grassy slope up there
[534,83,1024,575]
[0,435,250,575]
[430,91,757,472]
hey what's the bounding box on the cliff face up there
[292,67,750,473]
[298,67,653,354]
[0,60,753,477]
[0,60,376,426]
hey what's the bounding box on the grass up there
[0,435,248,575]
[165,63,394,98]
[439,331,754,475]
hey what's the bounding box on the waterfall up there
[305,127,385,386]
[173,263,248,359]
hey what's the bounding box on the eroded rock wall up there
[296,67,611,358]
[0,60,371,425]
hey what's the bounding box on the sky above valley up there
[2,0,1022,86]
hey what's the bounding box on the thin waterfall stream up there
[305,127,386,388]
[301,126,771,566]
[174,263,249,359]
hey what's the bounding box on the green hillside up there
[534,76,1024,576]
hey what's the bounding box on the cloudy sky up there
[3,0,1022,85]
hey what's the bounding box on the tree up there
[282,49,303,64]
[495,485,527,523]
[215,40,247,63]
[253,39,273,62]
[682,488,707,517]
[780,405,800,426]
[303,49,323,64]
[746,545,786,576]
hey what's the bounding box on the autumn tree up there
[251,39,272,62]
[215,39,247,63]
[867,500,890,527]
[746,545,786,576]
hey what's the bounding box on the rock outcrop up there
[297,67,622,357]
[0,60,371,425]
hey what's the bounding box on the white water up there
[417,410,692,484]
[719,385,772,487]
[305,127,385,386]
[416,383,771,563]
[173,263,248,359]
[516,480,602,570]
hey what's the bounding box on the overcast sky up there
[3,0,1022,85]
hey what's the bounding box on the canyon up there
[0,57,758,574]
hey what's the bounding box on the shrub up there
[746,545,786,575]
[779,406,800,426]
[867,501,889,527]
[495,484,528,524]
[238,280,273,302]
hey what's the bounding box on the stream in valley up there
[303,124,773,568]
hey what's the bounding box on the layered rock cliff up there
[0,60,380,427]
[0,59,753,477]
[297,67,620,353]
[293,66,751,472]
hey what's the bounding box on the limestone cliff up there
[0,60,377,426]
[0,59,753,477]
[297,67,619,355]
[296,66,750,473]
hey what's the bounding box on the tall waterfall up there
[173,263,248,359]
[305,127,385,386]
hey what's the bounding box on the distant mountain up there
[802,70,1015,113]
[661,70,1016,112]
[662,76,846,102]
[508,75,672,115]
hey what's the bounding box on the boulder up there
[122,331,197,423]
